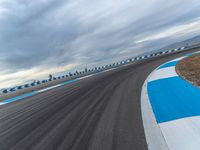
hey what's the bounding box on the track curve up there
[0,48,199,150]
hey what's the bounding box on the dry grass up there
[176,53,200,86]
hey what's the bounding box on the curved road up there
[0,48,199,150]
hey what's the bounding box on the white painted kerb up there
[141,70,169,150]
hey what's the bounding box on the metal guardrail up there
[0,46,187,95]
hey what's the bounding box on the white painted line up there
[37,84,62,93]
[148,67,178,82]
[78,75,94,80]
[0,102,6,106]
[168,56,186,63]
[191,51,200,55]
[160,116,200,150]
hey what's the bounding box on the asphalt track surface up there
[0,48,199,150]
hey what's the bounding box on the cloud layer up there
[0,0,200,88]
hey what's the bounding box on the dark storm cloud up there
[0,0,200,77]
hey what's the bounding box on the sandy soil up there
[176,53,200,86]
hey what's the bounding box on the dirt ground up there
[176,53,200,86]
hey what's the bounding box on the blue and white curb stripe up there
[143,51,200,150]
[141,73,169,150]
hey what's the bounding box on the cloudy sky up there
[0,0,200,88]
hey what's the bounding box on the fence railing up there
[0,46,187,95]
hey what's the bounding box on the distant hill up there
[159,35,200,51]
[124,35,200,62]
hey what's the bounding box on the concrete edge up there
[141,68,169,150]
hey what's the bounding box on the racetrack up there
[0,48,199,150]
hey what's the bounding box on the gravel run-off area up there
[176,53,200,87]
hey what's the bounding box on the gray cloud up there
[0,0,200,87]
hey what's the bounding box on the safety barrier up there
[0,46,186,95]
